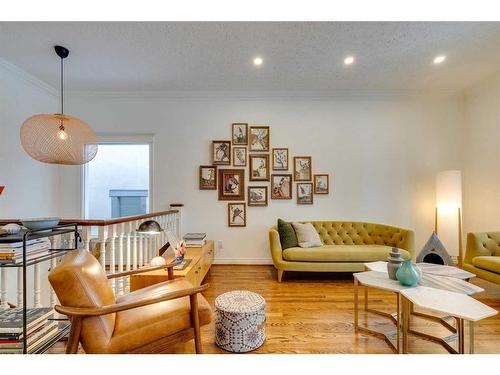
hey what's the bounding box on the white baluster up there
[125,222,132,292]
[33,263,41,308]
[0,268,8,309]
[17,268,22,307]
[132,220,138,270]
[109,224,117,292]
[50,257,57,307]
[98,225,108,271]
[82,226,92,252]
[138,232,144,267]
[117,223,125,295]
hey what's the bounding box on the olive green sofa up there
[269,221,415,282]
[463,231,500,285]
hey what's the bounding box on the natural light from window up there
[84,144,150,219]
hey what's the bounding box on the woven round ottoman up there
[215,290,266,352]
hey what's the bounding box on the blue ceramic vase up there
[396,260,421,286]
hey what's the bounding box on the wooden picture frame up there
[293,156,312,181]
[249,154,270,181]
[297,183,313,205]
[212,140,231,165]
[228,203,246,227]
[271,174,292,200]
[248,186,268,207]
[249,126,270,151]
[314,174,330,194]
[199,165,217,190]
[272,148,289,170]
[233,146,247,167]
[218,169,245,201]
[232,123,248,145]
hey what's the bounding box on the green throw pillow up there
[277,218,298,249]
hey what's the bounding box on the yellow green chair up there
[463,232,500,284]
[269,221,414,282]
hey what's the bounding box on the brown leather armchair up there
[48,249,212,354]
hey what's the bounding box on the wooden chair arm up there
[107,261,180,279]
[54,283,209,318]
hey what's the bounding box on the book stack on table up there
[0,239,51,264]
[183,233,206,247]
[0,308,58,354]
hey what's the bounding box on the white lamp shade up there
[436,170,462,210]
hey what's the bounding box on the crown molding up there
[0,58,58,97]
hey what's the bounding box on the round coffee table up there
[215,290,266,352]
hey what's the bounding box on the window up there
[83,143,151,219]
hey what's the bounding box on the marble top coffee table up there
[401,286,498,353]
[354,266,493,354]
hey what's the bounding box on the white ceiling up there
[1,22,500,92]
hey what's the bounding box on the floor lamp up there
[435,170,463,267]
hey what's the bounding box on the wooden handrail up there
[0,209,179,227]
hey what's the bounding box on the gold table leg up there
[354,278,359,331]
[469,321,474,354]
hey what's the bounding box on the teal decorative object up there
[396,260,421,286]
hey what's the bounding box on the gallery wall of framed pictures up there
[199,123,331,227]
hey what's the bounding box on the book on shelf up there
[0,239,51,263]
[0,321,58,349]
[183,233,207,247]
[0,307,54,335]
[0,324,59,354]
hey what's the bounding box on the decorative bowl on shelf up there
[21,217,60,232]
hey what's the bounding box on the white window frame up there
[81,134,155,219]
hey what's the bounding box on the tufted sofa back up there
[271,221,414,253]
[465,231,500,263]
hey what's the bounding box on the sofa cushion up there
[282,245,411,262]
[292,222,322,248]
[472,256,500,274]
[277,219,298,249]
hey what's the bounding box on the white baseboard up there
[214,258,273,265]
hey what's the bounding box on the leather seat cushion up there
[472,256,500,274]
[282,245,411,262]
[101,279,212,354]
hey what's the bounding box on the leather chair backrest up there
[49,249,116,350]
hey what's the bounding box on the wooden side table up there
[130,240,214,291]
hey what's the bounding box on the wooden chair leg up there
[66,317,82,354]
[277,269,284,283]
[189,294,202,354]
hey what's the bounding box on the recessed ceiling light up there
[253,57,263,66]
[344,56,355,65]
[433,55,446,64]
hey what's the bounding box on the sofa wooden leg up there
[277,269,284,283]
[189,294,202,354]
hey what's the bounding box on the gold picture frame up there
[271,174,292,199]
[212,140,231,165]
[233,146,247,167]
[199,165,217,190]
[249,126,270,151]
[218,169,245,201]
[249,154,270,181]
[314,174,329,194]
[297,182,313,205]
[228,203,246,227]
[293,156,312,181]
[232,123,248,145]
[248,186,268,207]
[272,148,289,170]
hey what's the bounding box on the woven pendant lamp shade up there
[20,113,98,165]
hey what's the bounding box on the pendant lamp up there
[20,46,98,165]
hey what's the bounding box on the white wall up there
[0,60,60,218]
[463,72,500,234]
[59,92,464,263]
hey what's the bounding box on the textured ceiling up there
[1,22,500,92]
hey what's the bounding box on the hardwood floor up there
[49,265,500,354]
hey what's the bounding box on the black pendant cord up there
[60,55,64,115]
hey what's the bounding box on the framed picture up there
[232,123,248,145]
[249,126,270,151]
[314,174,330,194]
[272,148,289,170]
[297,183,313,205]
[228,203,246,227]
[218,169,245,201]
[249,154,270,181]
[199,165,217,190]
[233,146,247,167]
[212,140,231,165]
[271,174,292,199]
[294,156,312,181]
[248,186,268,207]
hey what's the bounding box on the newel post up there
[170,203,184,238]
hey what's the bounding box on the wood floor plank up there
[47,265,500,354]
